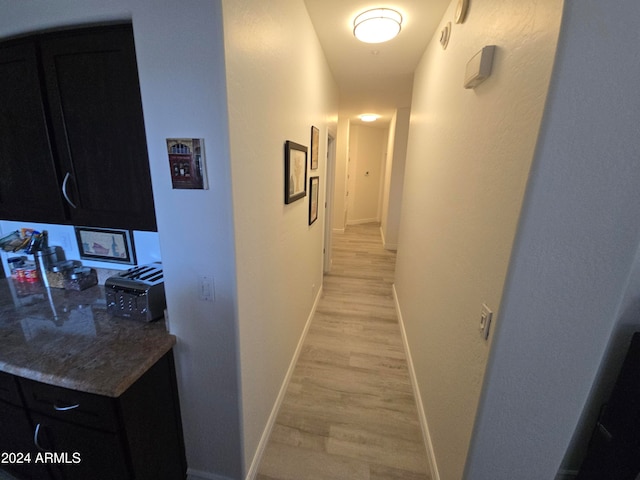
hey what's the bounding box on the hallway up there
[257,223,430,480]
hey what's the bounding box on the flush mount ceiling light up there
[353,8,403,44]
[359,114,380,122]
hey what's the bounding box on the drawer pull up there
[34,423,50,452]
[54,402,80,411]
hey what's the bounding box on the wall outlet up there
[198,275,215,302]
[480,303,493,340]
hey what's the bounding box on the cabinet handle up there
[62,172,77,209]
[34,423,50,452]
[53,402,80,411]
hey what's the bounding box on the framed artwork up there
[309,176,319,225]
[166,138,208,190]
[284,140,308,204]
[310,126,319,170]
[74,227,136,265]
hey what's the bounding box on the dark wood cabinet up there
[0,352,186,480]
[577,332,640,479]
[0,372,50,479]
[29,413,130,480]
[0,24,157,231]
[0,43,67,225]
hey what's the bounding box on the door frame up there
[323,131,336,273]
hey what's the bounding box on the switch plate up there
[198,275,214,302]
[480,303,493,340]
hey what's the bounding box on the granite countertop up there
[0,279,176,398]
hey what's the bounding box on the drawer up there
[0,371,22,406]
[18,377,120,432]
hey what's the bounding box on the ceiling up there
[304,0,450,126]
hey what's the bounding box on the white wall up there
[466,2,640,478]
[380,107,410,250]
[394,1,563,479]
[380,112,397,246]
[0,2,242,478]
[221,0,339,476]
[347,124,388,224]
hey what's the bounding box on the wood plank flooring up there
[256,223,430,480]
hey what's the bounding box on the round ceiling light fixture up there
[353,8,403,44]
[359,114,380,122]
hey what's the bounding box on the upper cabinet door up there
[0,42,67,224]
[40,25,157,231]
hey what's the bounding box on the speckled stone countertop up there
[0,278,175,398]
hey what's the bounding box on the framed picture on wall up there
[284,140,308,204]
[310,126,319,170]
[75,227,136,265]
[309,176,319,225]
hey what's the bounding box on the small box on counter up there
[63,267,98,291]
[47,260,82,288]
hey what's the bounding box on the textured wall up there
[394,1,563,479]
[467,2,640,478]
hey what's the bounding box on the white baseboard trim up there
[244,285,324,480]
[187,469,233,480]
[379,226,398,251]
[392,284,440,480]
[346,217,379,226]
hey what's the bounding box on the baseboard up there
[379,226,398,251]
[392,284,440,480]
[346,217,379,226]
[187,469,234,480]
[244,285,324,480]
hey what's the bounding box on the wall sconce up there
[353,8,403,44]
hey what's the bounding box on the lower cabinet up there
[0,351,186,480]
[29,413,130,480]
[0,400,50,479]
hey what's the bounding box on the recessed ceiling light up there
[359,114,380,122]
[353,8,402,44]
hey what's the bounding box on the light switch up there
[480,303,493,340]
[198,275,214,302]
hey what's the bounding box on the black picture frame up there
[74,226,136,265]
[310,126,319,170]
[284,140,308,204]
[309,176,319,225]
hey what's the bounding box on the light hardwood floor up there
[256,223,430,480]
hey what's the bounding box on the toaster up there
[105,263,166,322]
